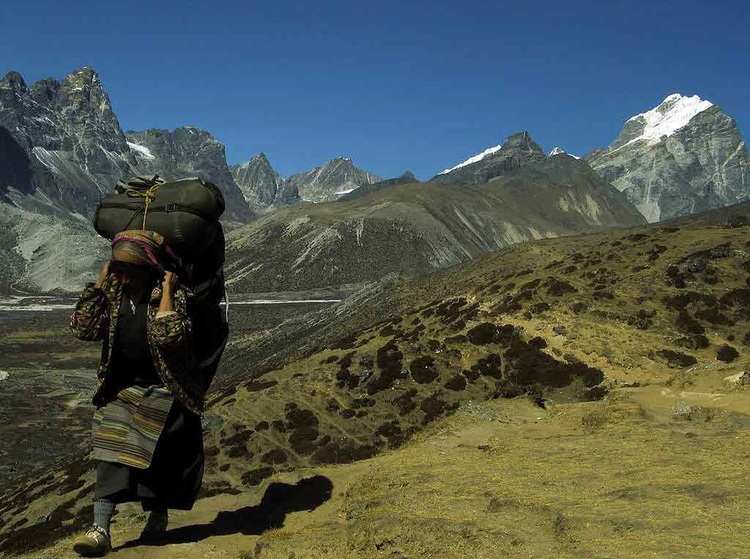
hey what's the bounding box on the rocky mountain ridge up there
[587,93,750,222]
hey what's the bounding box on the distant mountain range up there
[0,67,748,293]
[224,136,644,292]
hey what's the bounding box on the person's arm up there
[69,261,110,341]
[150,272,191,348]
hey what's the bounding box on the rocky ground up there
[1,204,749,558]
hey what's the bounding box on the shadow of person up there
[117,475,333,549]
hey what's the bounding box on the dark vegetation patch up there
[627,309,656,330]
[392,389,418,415]
[716,344,739,363]
[647,244,668,261]
[200,480,242,498]
[410,355,439,384]
[529,337,548,349]
[350,397,376,409]
[462,368,480,382]
[57,458,89,495]
[241,466,275,486]
[569,302,588,314]
[675,312,705,334]
[625,233,649,242]
[655,349,697,368]
[312,440,378,465]
[367,340,405,394]
[504,340,604,388]
[420,394,456,425]
[546,278,577,296]
[222,429,253,447]
[375,421,405,447]
[402,323,426,342]
[379,324,401,337]
[286,403,320,455]
[255,421,270,431]
[526,302,551,317]
[592,288,615,300]
[467,322,498,345]
[720,289,750,319]
[435,298,468,324]
[244,379,279,392]
[471,353,503,378]
[335,351,359,389]
[583,386,609,401]
[261,449,288,465]
[444,374,467,391]
[694,308,733,325]
[675,335,710,350]
[330,333,359,350]
[665,265,687,288]
[444,334,467,344]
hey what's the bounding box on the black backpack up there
[94,175,229,391]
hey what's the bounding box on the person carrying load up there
[70,176,228,556]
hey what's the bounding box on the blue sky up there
[2,0,748,180]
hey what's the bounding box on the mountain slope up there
[587,94,750,222]
[3,204,749,558]
[224,152,645,293]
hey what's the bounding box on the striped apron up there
[92,385,174,469]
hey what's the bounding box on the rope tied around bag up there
[125,183,162,231]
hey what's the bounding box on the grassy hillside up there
[1,203,749,558]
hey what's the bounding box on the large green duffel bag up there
[94,175,225,261]
[95,175,229,392]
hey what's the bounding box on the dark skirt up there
[94,401,204,510]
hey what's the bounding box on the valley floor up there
[23,385,749,559]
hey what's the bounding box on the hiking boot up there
[139,510,168,542]
[72,524,111,556]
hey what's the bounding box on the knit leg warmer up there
[93,499,116,533]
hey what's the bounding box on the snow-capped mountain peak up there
[627,93,714,145]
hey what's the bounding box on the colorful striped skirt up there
[92,385,174,469]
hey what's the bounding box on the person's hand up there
[95,261,111,288]
[161,271,178,292]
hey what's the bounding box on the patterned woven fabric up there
[93,385,175,469]
[111,230,178,270]
[70,276,204,414]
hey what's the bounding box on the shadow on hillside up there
[117,475,333,549]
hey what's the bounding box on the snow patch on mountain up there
[549,147,580,159]
[127,141,155,160]
[626,94,713,146]
[439,145,503,175]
